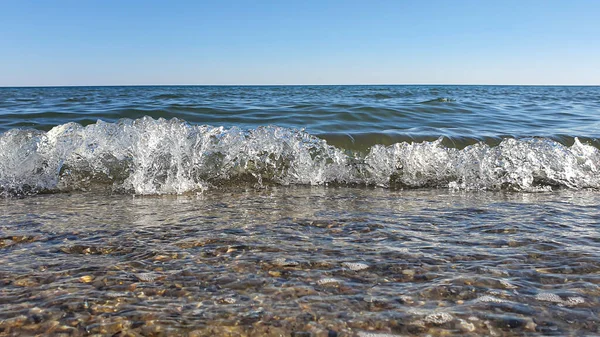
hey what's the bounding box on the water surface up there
[1,85,599,336]
[1,188,599,336]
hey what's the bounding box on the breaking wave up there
[1,117,599,196]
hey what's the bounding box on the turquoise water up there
[0,86,599,336]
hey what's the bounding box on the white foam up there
[1,118,599,196]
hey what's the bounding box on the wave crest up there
[1,117,598,196]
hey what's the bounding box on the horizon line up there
[2,83,600,88]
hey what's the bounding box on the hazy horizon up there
[0,83,600,88]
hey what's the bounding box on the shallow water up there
[1,188,599,336]
[1,85,600,336]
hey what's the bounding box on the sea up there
[0,85,599,336]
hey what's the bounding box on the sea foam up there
[1,117,599,196]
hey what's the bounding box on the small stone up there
[317,278,342,286]
[500,280,518,289]
[424,312,453,325]
[342,262,369,271]
[105,291,130,298]
[273,257,299,267]
[399,295,414,304]
[14,277,38,287]
[565,296,585,306]
[273,257,286,265]
[402,269,415,276]
[407,321,426,334]
[219,297,236,304]
[525,320,537,331]
[475,295,505,303]
[153,255,171,262]
[136,273,158,282]
[535,293,562,303]
[79,275,94,283]
[29,307,43,315]
[365,296,388,304]
[268,271,281,277]
[459,319,475,332]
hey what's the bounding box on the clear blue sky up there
[1,0,599,86]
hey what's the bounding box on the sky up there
[1,0,599,86]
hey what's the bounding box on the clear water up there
[1,86,599,336]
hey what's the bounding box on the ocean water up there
[1,85,599,336]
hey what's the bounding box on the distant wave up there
[1,117,599,197]
[63,97,90,103]
[357,93,394,99]
[418,97,456,104]
[150,94,186,100]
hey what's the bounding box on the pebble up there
[136,273,158,282]
[220,297,236,304]
[342,262,369,271]
[424,312,453,325]
[402,269,415,276]
[500,280,518,289]
[475,295,505,303]
[525,320,538,331]
[105,291,131,298]
[459,319,476,332]
[399,295,414,304]
[273,257,299,267]
[316,278,342,286]
[79,275,94,283]
[564,296,585,306]
[535,293,562,303]
[153,255,171,262]
[13,277,38,287]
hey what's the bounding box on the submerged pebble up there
[564,296,585,306]
[458,319,476,332]
[316,278,343,286]
[475,295,506,303]
[272,257,300,267]
[79,275,94,283]
[535,293,563,303]
[424,312,454,325]
[342,262,369,271]
[136,273,158,282]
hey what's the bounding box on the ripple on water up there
[0,189,599,336]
